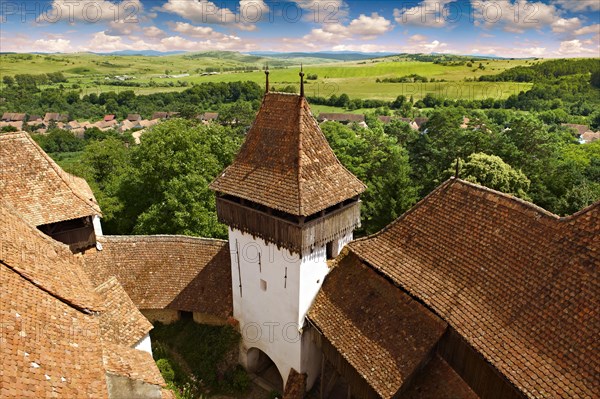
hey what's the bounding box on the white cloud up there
[83,31,136,52]
[169,22,241,41]
[470,0,558,34]
[292,0,349,23]
[160,0,268,30]
[347,12,392,38]
[33,38,71,52]
[557,39,598,55]
[301,12,392,44]
[552,0,600,12]
[331,43,394,53]
[574,24,600,36]
[143,26,167,39]
[409,34,428,42]
[50,0,143,22]
[551,17,581,34]
[423,40,447,51]
[393,0,458,28]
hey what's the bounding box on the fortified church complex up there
[0,70,598,399]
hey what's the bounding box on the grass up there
[0,52,536,101]
[151,319,250,398]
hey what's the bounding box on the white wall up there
[93,215,103,237]
[134,333,152,355]
[228,227,350,389]
[229,228,303,385]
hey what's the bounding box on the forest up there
[2,57,599,239]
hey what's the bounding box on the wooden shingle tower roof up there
[210,73,365,217]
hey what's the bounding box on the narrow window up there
[326,241,335,260]
[260,279,267,291]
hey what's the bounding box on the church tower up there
[210,70,365,389]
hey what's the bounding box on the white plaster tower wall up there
[228,228,307,385]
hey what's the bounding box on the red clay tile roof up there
[95,276,153,348]
[0,203,103,313]
[0,204,107,397]
[349,178,600,399]
[1,264,109,398]
[283,368,306,399]
[317,113,365,123]
[308,251,447,399]
[102,341,165,387]
[210,93,365,216]
[0,203,166,398]
[0,132,101,226]
[403,355,479,399]
[84,235,232,318]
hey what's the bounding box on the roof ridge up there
[99,234,228,243]
[1,260,98,315]
[94,275,120,291]
[454,178,560,219]
[559,199,600,221]
[351,178,565,245]
[297,96,304,215]
[351,179,456,244]
[18,132,102,216]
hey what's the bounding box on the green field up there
[0,52,535,100]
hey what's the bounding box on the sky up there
[0,0,598,57]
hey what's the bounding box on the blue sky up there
[0,0,598,57]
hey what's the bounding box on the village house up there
[1,112,26,122]
[0,72,598,399]
[318,112,368,128]
[127,113,142,122]
[43,112,67,123]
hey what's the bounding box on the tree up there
[321,121,420,235]
[591,70,600,89]
[78,138,131,233]
[408,107,495,194]
[32,129,84,153]
[217,101,257,129]
[590,110,600,131]
[118,119,244,238]
[450,153,531,199]
[2,75,15,87]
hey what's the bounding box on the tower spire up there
[265,63,269,94]
[299,64,305,97]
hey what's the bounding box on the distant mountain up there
[247,51,398,61]
[94,50,188,56]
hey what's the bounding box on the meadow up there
[0,52,534,100]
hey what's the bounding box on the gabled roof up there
[95,276,153,348]
[0,132,101,226]
[84,235,232,318]
[0,188,165,399]
[1,112,26,121]
[308,251,447,399]
[318,113,365,123]
[349,178,599,399]
[0,203,103,312]
[127,114,141,121]
[402,355,478,399]
[210,93,366,216]
[0,204,106,397]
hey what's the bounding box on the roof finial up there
[454,157,460,178]
[299,64,305,97]
[264,63,269,94]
